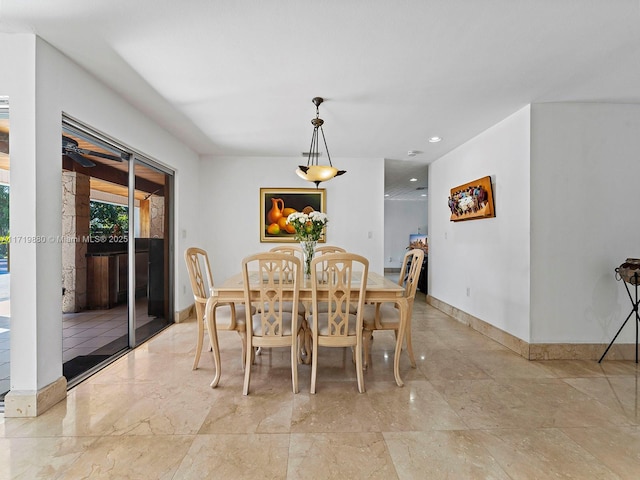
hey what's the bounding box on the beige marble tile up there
[384,430,511,479]
[366,380,467,431]
[173,433,289,479]
[403,329,451,351]
[503,377,636,428]
[563,376,640,424]
[364,351,427,385]
[433,328,512,352]
[288,432,397,479]
[0,436,98,480]
[534,359,614,378]
[429,378,534,429]
[291,383,381,433]
[417,348,492,381]
[467,349,559,380]
[3,299,640,478]
[598,361,640,376]
[108,382,215,435]
[471,428,620,479]
[562,426,640,479]
[57,435,194,479]
[199,388,294,434]
[2,383,146,437]
[431,377,634,430]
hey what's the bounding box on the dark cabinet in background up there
[418,256,428,294]
[147,238,165,318]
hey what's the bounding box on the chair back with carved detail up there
[184,247,213,331]
[400,248,425,307]
[309,252,368,393]
[241,252,303,395]
[362,248,424,370]
[185,247,249,386]
[315,245,346,255]
[269,246,303,282]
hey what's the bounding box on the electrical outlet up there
[466,287,470,297]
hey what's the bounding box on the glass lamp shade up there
[296,165,343,183]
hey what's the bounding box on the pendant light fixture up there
[296,97,346,187]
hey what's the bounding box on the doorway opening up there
[61,117,174,386]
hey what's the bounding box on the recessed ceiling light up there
[421,194,427,197]
[410,178,418,182]
[384,194,390,197]
[428,136,442,143]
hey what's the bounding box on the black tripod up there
[599,271,640,363]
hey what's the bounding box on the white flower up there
[286,210,328,241]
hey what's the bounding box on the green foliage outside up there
[0,195,129,256]
[90,200,128,236]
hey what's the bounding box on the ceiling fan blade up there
[76,148,124,162]
[65,150,96,168]
[62,135,125,163]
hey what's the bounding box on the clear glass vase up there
[300,240,317,279]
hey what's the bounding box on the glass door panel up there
[62,122,132,384]
[61,118,174,386]
[132,159,172,344]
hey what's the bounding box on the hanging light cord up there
[306,103,333,168]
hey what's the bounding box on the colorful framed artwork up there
[408,234,428,254]
[260,187,326,242]
[448,176,495,221]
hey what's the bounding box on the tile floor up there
[1,297,161,397]
[1,293,639,479]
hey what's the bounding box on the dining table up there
[205,270,409,388]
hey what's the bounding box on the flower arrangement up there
[286,211,328,242]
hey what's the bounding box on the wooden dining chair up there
[309,252,369,393]
[362,248,424,369]
[314,246,358,315]
[315,245,346,255]
[269,246,305,304]
[241,252,304,395]
[268,245,309,362]
[184,247,254,384]
[270,245,303,257]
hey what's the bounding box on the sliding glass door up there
[62,118,173,385]
[130,158,173,345]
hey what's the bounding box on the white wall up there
[0,34,42,391]
[530,103,640,344]
[1,34,201,393]
[199,156,384,281]
[49,39,202,314]
[429,106,531,341]
[384,199,427,269]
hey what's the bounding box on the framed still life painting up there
[260,187,326,242]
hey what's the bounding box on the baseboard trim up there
[175,303,195,323]
[3,376,67,417]
[426,295,636,361]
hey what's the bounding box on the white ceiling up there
[2,0,640,200]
